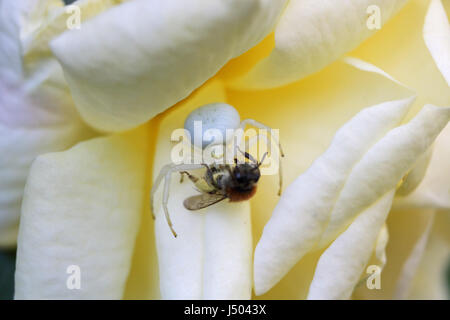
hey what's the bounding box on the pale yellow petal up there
[23,0,122,61]
[0,0,27,80]
[15,126,150,299]
[233,0,408,89]
[352,208,436,299]
[375,224,389,268]
[123,118,160,300]
[319,105,450,247]
[254,102,449,296]
[342,56,411,90]
[407,213,450,299]
[423,0,450,86]
[395,123,450,209]
[396,148,432,197]
[353,0,450,111]
[352,223,389,292]
[394,212,435,299]
[0,0,95,247]
[253,97,415,295]
[307,190,395,300]
[0,82,92,248]
[50,0,287,132]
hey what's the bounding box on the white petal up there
[254,96,415,295]
[318,105,450,247]
[394,212,435,299]
[0,0,64,81]
[407,213,450,300]
[0,0,25,81]
[202,204,252,299]
[352,207,442,300]
[14,127,149,299]
[342,56,411,90]
[50,0,287,132]
[423,0,450,86]
[307,190,395,300]
[0,0,94,247]
[234,0,408,89]
[22,0,120,60]
[375,224,389,268]
[351,222,389,295]
[394,123,450,209]
[254,102,450,296]
[152,81,252,299]
[396,148,432,196]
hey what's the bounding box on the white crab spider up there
[184,103,284,158]
[151,103,284,237]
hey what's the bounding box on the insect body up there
[183,151,266,211]
[151,103,284,238]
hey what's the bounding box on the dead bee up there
[151,151,268,238]
[183,151,267,210]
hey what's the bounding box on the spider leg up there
[238,119,284,196]
[162,171,177,237]
[150,163,205,237]
[150,164,174,219]
[258,152,269,167]
[238,119,285,157]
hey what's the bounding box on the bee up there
[150,150,269,238]
[182,150,268,210]
[151,103,284,237]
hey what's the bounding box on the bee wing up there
[183,193,227,211]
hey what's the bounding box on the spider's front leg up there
[150,163,205,237]
[238,119,285,157]
[233,119,285,195]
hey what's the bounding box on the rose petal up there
[23,0,121,61]
[14,126,150,299]
[151,80,252,299]
[375,224,389,268]
[253,96,415,295]
[342,57,412,90]
[307,190,395,300]
[0,82,92,248]
[0,0,25,81]
[395,148,432,196]
[352,208,438,299]
[350,223,389,294]
[318,105,450,247]
[0,0,94,247]
[394,123,450,209]
[394,212,435,299]
[353,0,450,109]
[407,213,450,299]
[50,0,287,132]
[423,0,450,86]
[233,0,408,89]
[254,102,449,296]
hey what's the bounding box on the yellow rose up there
[0,0,449,300]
